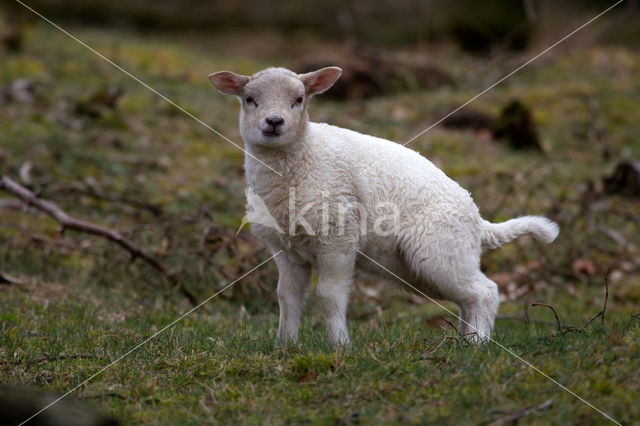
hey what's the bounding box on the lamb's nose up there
[266,116,284,127]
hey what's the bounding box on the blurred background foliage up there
[6,0,640,49]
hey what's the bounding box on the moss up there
[289,352,336,377]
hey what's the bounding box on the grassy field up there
[1,19,640,425]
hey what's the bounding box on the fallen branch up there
[0,271,24,286]
[0,175,197,305]
[487,398,554,425]
[584,278,609,329]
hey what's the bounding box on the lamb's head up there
[208,67,341,148]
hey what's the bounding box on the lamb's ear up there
[299,67,342,96]
[208,71,250,96]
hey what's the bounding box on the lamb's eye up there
[292,96,303,108]
[245,96,254,104]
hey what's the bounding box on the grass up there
[1,16,640,425]
[2,280,639,424]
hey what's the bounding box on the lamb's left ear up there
[299,67,342,96]
[208,71,250,96]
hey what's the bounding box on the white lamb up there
[208,66,559,346]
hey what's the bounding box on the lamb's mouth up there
[261,129,280,137]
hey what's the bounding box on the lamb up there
[208,66,559,346]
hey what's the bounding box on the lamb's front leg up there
[275,252,311,343]
[316,251,356,347]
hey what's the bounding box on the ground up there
[1,20,639,425]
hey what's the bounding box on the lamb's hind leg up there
[405,251,499,342]
[457,273,499,342]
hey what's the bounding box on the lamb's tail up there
[481,216,559,249]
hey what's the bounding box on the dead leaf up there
[572,258,597,276]
[297,373,314,383]
[424,315,449,330]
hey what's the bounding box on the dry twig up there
[0,175,197,304]
[530,302,563,334]
[584,278,609,329]
[0,271,24,286]
[441,317,460,336]
[487,398,554,425]
[626,313,640,329]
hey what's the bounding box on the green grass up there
[1,16,640,425]
[1,280,639,424]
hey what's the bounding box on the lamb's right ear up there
[208,71,250,96]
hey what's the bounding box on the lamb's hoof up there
[462,332,490,344]
[330,336,352,351]
[276,334,299,349]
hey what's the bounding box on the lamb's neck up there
[244,124,313,191]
